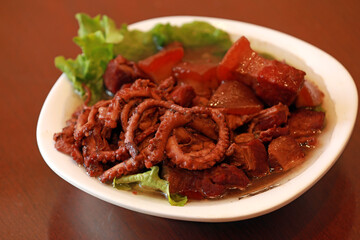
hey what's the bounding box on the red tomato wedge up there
[208,80,263,115]
[217,36,269,85]
[138,43,184,84]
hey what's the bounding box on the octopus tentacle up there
[99,154,145,183]
[54,118,84,164]
[105,79,160,129]
[145,111,192,168]
[124,99,178,158]
[166,108,229,170]
[89,150,116,163]
[134,123,159,144]
[73,108,90,139]
[55,77,233,182]
[104,98,122,128]
[167,135,215,157]
[74,107,98,140]
[74,100,112,140]
[138,108,158,131]
[121,99,141,131]
[88,146,130,164]
[118,88,154,102]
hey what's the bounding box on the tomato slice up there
[138,43,184,84]
[217,36,268,85]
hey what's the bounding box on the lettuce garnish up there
[150,21,232,55]
[55,13,120,105]
[55,13,232,105]
[113,25,158,62]
[113,166,187,206]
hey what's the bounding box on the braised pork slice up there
[170,85,196,107]
[258,126,289,142]
[163,163,250,200]
[248,103,290,132]
[234,133,255,144]
[103,55,148,94]
[217,36,305,106]
[268,135,305,171]
[208,80,263,115]
[226,139,269,178]
[288,108,325,147]
[173,61,219,98]
[255,61,305,106]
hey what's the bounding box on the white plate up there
[36,16,358,222]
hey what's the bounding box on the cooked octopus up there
[55,78,230,182]
[54,36,326,200]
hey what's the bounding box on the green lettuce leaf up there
[150,21,232,55]
[76,13,123,43]
[150,23,174,50]
[76,13,102,38]
[113,20,233,61]
[113,166,188,206]
[55,13,233,104]
[113,25,158,61]
[55,13,120,104]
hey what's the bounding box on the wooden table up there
[1,1,359,239]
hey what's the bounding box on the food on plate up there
[54,14,325,206]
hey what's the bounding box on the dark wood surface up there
[1,1,359,239]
